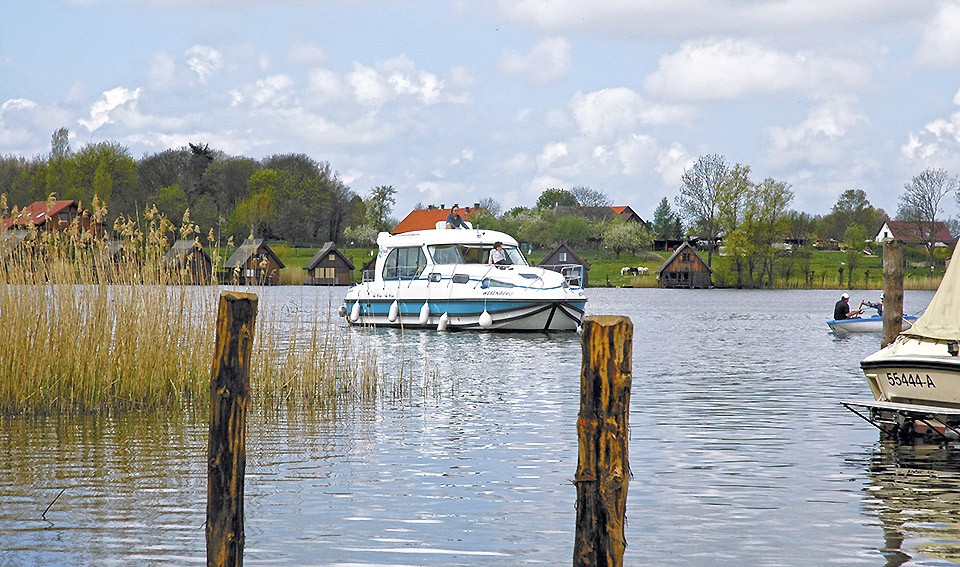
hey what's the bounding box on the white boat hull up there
[340,227,587,332]
[827,315,916,333]
[860,335,960,408]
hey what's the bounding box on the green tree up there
[676,154,728,267]
[651,197,680,239]
[367,185,397,233]
[602,220,652,258]
[822,189,887,241]
[535,188,578,209]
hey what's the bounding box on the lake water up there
[4,286,960,566]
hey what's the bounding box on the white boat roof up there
[902,242,960,341]
[377,228,519,248]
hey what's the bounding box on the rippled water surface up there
[6,286,960,566]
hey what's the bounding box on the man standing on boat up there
[446,204,469,229]
[834,292,862,320]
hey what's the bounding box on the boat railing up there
[540,263,584,287]
[361,269,375,282]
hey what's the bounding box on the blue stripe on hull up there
[348,299,585,318]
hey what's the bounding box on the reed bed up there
[0,199,384,415]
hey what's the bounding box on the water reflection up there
[866,442,960,566]
[2,287,953,566]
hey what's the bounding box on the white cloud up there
[537,142,568,169]
[764,95,868,166]
[305,68,347,105]
[915,2,960,67]
[644,38,868,101]
[498,1,926,40]
[185,45,223,83]
[78,87,142,132]
[500,37,571,84]
[571,88,644,138]
[901,108,960,168]
[655,143,693,187]
[348,63,391,108]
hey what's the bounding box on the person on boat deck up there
[834,292,862,320]
[489,241,509,266]
[445,204,469,229]
[862,294,883,316]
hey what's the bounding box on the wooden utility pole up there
[574,315,633,567]
[882,240,904,348]
[206,292,258,567]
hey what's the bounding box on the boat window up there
[483,245,527,266]
[382,247,426,280]
[428,244,465,265]
[428,272,442,282]
[452,274,470,284]
[481,278,515,288]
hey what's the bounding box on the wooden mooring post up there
[882,240,904,348]
[206,292,258,567]
[574,315,632,567]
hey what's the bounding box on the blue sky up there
[3,1,960,223]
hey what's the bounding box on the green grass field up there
[268,245,946,291]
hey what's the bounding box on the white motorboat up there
[339,225,587,331]
[827,314,917,333]
[859,247,960,410]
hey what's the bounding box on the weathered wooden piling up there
[574,315,633,567]
[882,240,904,348]
[206,292,258,567]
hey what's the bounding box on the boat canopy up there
[902,243,960,341]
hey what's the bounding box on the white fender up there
[388,300,399,322]
[350,301,361,322]
[479,309,493,328]
[419,302,430,324]
[437,312,449,331]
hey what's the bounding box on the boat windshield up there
[428,244,528,266]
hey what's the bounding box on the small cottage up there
[875,220,954,246]
[2,199,86,232]
[304,242,355,285]
[163,239,213,284]
[657,242,712,289]
[538,243,590,287]
[223,238,285,285]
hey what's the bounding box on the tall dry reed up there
[0,198,382,415]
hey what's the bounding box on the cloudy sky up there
[4,1,960,222]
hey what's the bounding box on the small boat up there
[827,314,917,333]
[845,244,960,441]
[339,224,587,331]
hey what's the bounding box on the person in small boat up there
[445,204,469,229]
[489,241,509,266]
[862,294,883,316]
[834,292,862,320]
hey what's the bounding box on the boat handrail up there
[540,263,584,287]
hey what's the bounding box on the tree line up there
[2,130,958,285]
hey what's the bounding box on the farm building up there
[538,243,590,287]
[657,242,712,289]
[875,220,954,246]
[304,242,355,285]
[224,238,285,285]
[2,199,89,233]
[163,239,213,284]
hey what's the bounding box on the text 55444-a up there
[887,372,937,388]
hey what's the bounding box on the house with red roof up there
[875,220,954,246]
[392,204,482,234]
[2,199,83,232]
